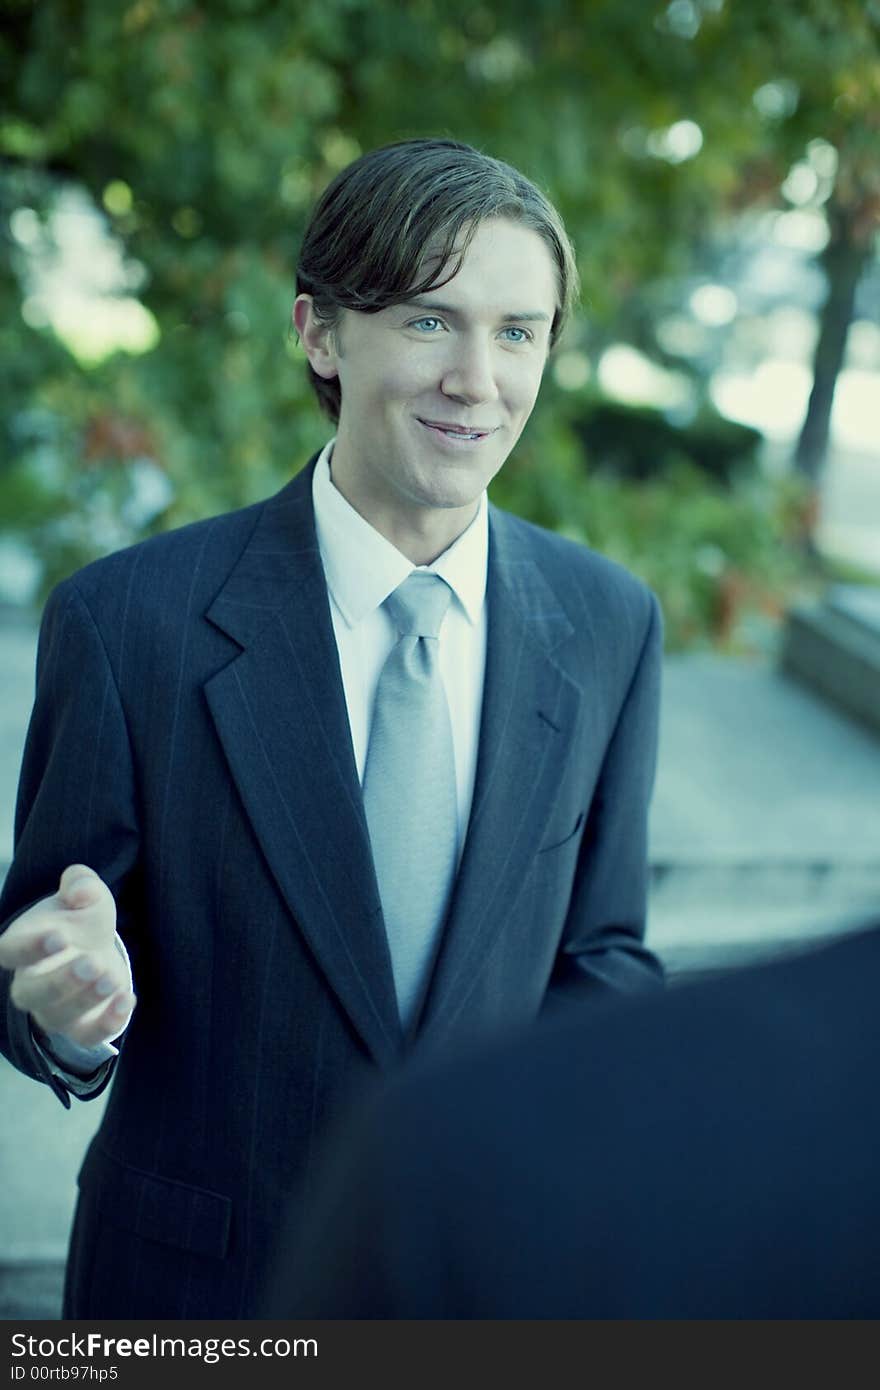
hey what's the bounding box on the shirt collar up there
[312,439,488,629]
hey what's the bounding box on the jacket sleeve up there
[0,580,141,1105]
[544,589,665,1008]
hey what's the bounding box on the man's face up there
[302,217,558,542]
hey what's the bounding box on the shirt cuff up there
[33,1031,118,1087]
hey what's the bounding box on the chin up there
[414,477,485,512]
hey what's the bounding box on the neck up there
[370,506,479,566]
[328,464,479,566]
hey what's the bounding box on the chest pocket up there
[537,810,585,855]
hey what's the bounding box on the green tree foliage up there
[1,0,877,636]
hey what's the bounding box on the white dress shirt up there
[312,439,488,863]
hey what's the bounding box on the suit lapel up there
[417,508,584,1043]
[203,462,402,1068]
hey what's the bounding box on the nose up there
[440,336,499,406]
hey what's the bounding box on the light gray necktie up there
[363,572,457,1031]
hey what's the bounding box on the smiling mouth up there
[418,418,496,441]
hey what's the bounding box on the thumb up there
[58,864,110,911]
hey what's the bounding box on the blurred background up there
[0,0,878,628]
[1,0,879,1315]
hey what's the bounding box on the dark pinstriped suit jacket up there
[0,457,663,1318]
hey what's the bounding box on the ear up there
[292,294,340,380]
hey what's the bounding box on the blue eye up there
[410,316,445,333]
[501,326,531,343]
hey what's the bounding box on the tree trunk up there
[793,200,871,487]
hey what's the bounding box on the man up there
[0,138,663,1319]
[276,922,880,1319]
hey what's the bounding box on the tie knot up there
[385,572,453,639]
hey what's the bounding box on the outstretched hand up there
[0,865,135,1049]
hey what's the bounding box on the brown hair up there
[295,137,579,421]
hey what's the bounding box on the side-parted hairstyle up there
[295,137,579,421]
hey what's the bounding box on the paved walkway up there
[2,614,879,1315]
[649,652,880,972]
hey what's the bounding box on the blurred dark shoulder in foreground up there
[270,919,880,1319]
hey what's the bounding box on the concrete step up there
[0,1262,64,1320]
[781,586,880,738]
[647,858,880,975]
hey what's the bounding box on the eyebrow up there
[402,296,552,323]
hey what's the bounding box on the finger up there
[0,925,66,971]
[0,902,68,970]
[12,949,126,1028]
[59,864,108,911]
[19,943,81,982]
[58,989,136,1051]
[11,947,94,1019]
